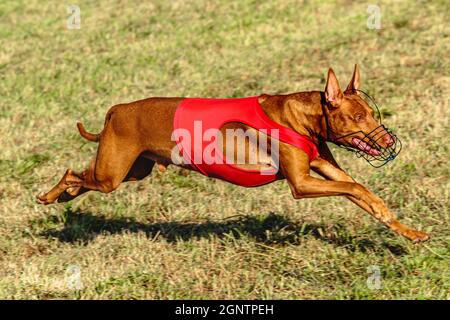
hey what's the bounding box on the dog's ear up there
[325,68,343,108]
[345,64,360,95]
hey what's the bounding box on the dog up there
[37,65,429,242]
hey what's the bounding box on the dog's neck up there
[259,91,328,145]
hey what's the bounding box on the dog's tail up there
[77,122,100,142]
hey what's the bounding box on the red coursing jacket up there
[173,96,318,187]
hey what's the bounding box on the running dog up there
[37,65,429,242]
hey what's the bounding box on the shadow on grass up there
[40,207,407,255]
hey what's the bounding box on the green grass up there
[0,0,448,299]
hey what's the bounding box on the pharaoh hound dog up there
[37,65,429,242]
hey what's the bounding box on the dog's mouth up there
[352,137,381,156]
[332,125,402,167]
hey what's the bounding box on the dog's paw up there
[389,221,430,243]
[36,193,53,205]
[404,229,430,243]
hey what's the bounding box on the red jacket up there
[173,96,318,187]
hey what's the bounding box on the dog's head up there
[323,65,400,165]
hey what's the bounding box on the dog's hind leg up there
[37,146,142,205]
[54,156,155,203]
[37,110,148,204]
[37,168,85,204]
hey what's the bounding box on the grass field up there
[0,0,448,299]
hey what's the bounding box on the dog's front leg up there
[311,142,429,242]
[312,140,380,214]
[280,144,429,242]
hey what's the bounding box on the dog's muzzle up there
[334,124,402,168]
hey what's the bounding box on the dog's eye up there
[354,113,365,122]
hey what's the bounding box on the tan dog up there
[37,65,429,242]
